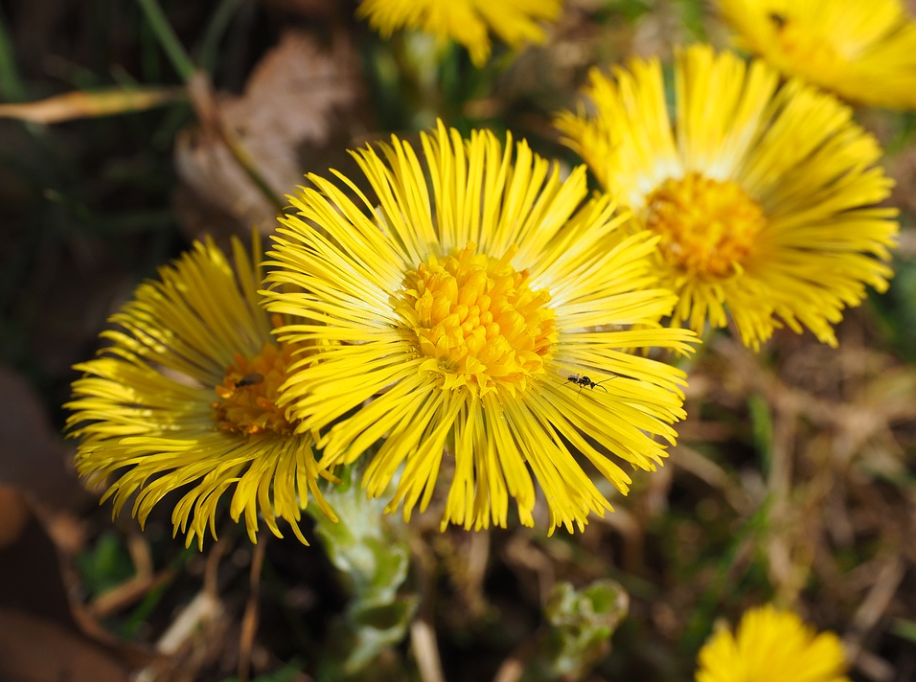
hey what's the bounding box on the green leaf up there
[891,618,916,644]
[310,466,418,681]
[77,530,135,597]
[522,579,629,682]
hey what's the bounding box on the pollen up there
[393,242,557,397]
[644,172,766,278]
[213,338,298,436]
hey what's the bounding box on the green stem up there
[221,119,286,212]
[137,0,283,212]
[136,0,196,82]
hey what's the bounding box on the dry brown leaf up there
[0,485,30,549]
[174,30,361,239]
[0,366,87,511]
[229,31,359,142]
[0,608,130,682]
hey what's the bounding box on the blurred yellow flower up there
[264,121,696,534]
[356,0,563,66]
[67,236,337,549]
[715,0,916,110]
[555,45,898,350]
[696,604,851,682]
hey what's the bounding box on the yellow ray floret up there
[555,44,898,350]
[715,0,916,109]
[66,235,337,549]
[356,0,563,66]
[696,605,851,682]
[263,120,698,534]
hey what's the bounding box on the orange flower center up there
[213,340,298,436]
[644,172,765,278]
[393,242,556,397]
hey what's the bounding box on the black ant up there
[565,373,614,394]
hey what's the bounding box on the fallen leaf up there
[0,608,130,682]
[174,30,362,239]
[228,30,359,144]
[0,485,29,549]
[0,366,87,511]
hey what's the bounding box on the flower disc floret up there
[394,242,556,396]
[555,45,898,349]
[214,336,298,436]
[67,236,336,549]
[265,121,697,534]
[645,172,765,278]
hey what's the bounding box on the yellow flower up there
[715,0,916,110]
[555,45,898,350]
[66,235,337,549]
[696,605,851,682]
[263,121,696,534]
[356,0,563,66]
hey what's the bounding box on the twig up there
[204,534,233,598]
[89,530,174,619]
[671,444,754,514]
[410,618,446,682]
[156,590,224,656]
[492,644,532,682]
[90,568,176,619]
[853,649,897,682]
[238,539,267,682]
[408,528,447,682]
[845,556,906,665]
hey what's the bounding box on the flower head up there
[696,604,851,682]
[264,121,696,534]
[66,235,337,549]
[715,0,916,110]
[555,45,898,350]
[356,0,563,66]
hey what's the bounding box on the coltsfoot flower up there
[555,44,898,350]
[696,604,851,682]
[67,235,337,549]
[356,0,563,66]
[715,0,916,110]
[264,121,697,534]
